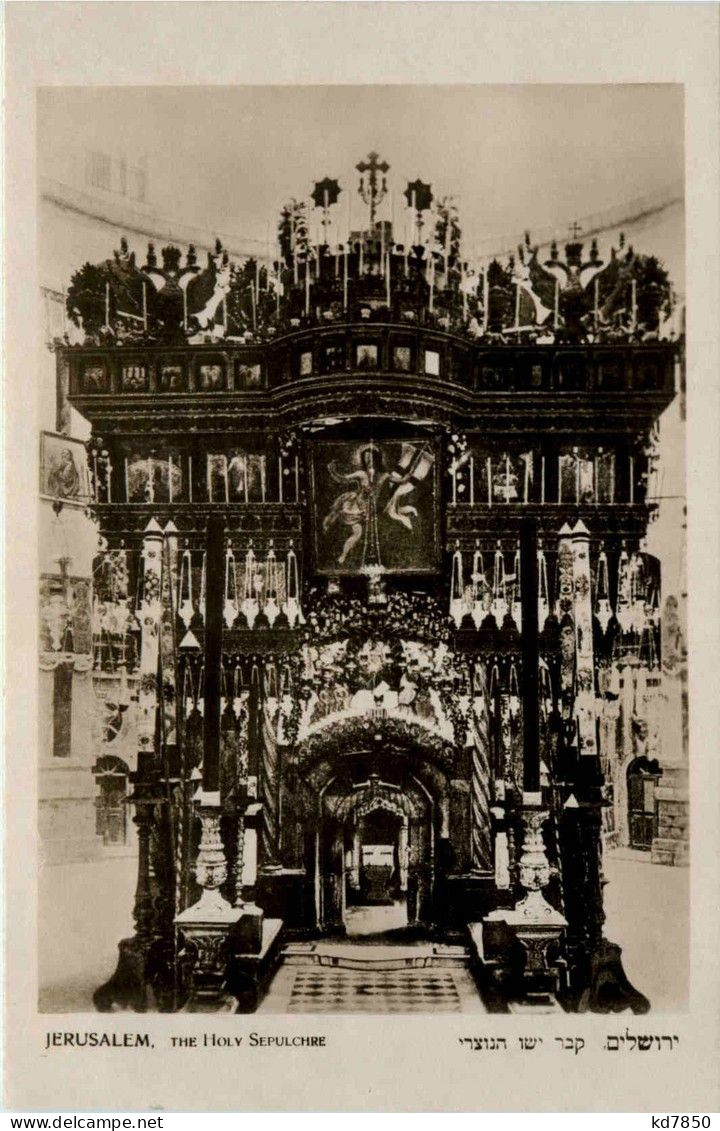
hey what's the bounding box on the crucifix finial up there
[356,151,390,225]
[569,221,583,240]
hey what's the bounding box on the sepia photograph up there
[4,1,720,1115]
[35,82,688,1018]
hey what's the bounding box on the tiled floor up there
[258,943,487,1014]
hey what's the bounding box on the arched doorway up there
[627,756,661,850]
[319,771,434,937]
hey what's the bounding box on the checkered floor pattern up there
[287,967,462,1013]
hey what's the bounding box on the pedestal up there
[175,792,241,1005]
[483,808,567,1005]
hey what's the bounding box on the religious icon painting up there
[39,432,91,505]
[310,438,439,575]
[80,360,109,393]
[158,361,186,392]
[197,361,225,391]
[120,363,148,392]
[125,452,183,503]
[237,361,263,389]
[207,452,267,502]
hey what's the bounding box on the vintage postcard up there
[4,2,720,1115]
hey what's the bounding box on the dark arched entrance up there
[319,769,433,935]
[293,715,453,936]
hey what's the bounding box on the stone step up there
[281,941,470,970]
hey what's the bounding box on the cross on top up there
[568,221,583,240]
[356,151,390,224]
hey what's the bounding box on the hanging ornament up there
[283,542,304,628]
[508,660,520,718]
[449,544,465,628]
[616,544,632,634]
[223,544,239,630]
[510,542,522,631]
[177,545,194,629]
[491,543,507,625]
[629,552,646,635]
[198,551,207,625]
[471,545,486,629]
[241,545,260,629]
[264,544,280,627]
[594,544,613,634]
[537,544,550,627]
[488,661,499,716]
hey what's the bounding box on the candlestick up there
[482,265,489,332]
[554,278,560,329]
[278,456,283,503]
[105,282,110,328]
[629,455,635,504]
[305,259,310,315]
[294,455,299,502]
[343,245,348,309]
[242,455,247,504]
[469,455,475,505]
[188,455,193,502]
[183,285,187,331]
[487,456,492,505]
[386,252,391,307]
[142,282,147,331]
[168,454,174,503]
[452,462,457,506]
[540,455,545,504]
[124,457,130,502]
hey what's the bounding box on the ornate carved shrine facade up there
[57,155,679,1011]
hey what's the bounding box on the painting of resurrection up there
[311,439,438,574]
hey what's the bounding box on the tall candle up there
[469,455,475,505]
[452,462,457,506]
[142,282,147,331]
[305,260,310,315]
[554,278,560,329]
[486,456,492,505]
[629,455,635,504]
[386,252,391,307]
[278,455,283,503]
[294,455,299,501]
[540,455,545,504]
[343,245,348,308]
[105,282,110,327]
[188,455,193,502]
[482,265,489,331]
[124,457,130,502]
[168,454,174,503]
